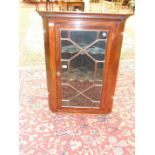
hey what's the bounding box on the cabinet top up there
[38,11,133,21]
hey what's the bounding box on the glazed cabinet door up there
[53,24,114,114]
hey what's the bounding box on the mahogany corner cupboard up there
[38,11,132,114]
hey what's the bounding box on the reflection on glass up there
[61,61,68,79]
[61,40,79,59]
[99,31,108,39]
[70,31,97,48]
[60,30,108,108]
[86,41,106,61]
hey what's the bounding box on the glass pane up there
[69,94,98,107]
[62,85,78,100]
[70,31,97,49]
[69,80,93,91]
[70,54,94,81]
[60,30,108,108]
[61,31,68,38]
[84,86,102,101]
[96,62,104,82]
[86,40,106,61]
[61,40,79,59]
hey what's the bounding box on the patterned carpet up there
[19,60,135,155]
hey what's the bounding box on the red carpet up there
[19,61,134,155]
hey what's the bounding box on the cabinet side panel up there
[99,28,113,113]
[48,25,58,112]
[43,18,57,112]
[103,21,126,113]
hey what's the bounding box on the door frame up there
[53,23,115,114]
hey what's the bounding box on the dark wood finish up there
[38,11,132,114]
